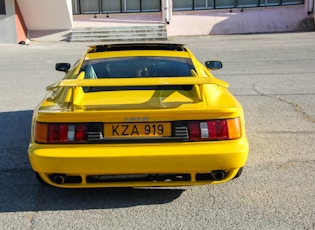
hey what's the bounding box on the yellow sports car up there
[28,43,249,188]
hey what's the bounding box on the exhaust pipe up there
[211,170,227,181]
[52,174,67,184]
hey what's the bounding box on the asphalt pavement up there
[0,32,314,229]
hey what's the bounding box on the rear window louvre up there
[89,43,187,53]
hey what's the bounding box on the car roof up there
[87,43,187,53]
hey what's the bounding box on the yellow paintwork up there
[29,139,248,188]
[28,44,249,188]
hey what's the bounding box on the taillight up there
[75,124,87,141]
[188,118,241,141]
[35,122,87,143]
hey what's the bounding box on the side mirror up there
[205,61,223,70]
[55,63,71,72]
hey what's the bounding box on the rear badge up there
[125,117,149,122]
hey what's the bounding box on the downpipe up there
[210,170,227,181]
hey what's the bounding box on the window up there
[80,57,196,92]
[121,0,140,12]
[73,0,161,14]
[142,0,160,12]
[80,57,195,79]
[215,0,235,8]
[102,0,121,13]
[80,0,99,13]
[0,0,6,15]
[194,0,214,10]
[172,0,304,11]
[260,0,280,6]
[282,0,304,4]
[73,0,305,14]
[173,0,193,10]
[238,0,259,7]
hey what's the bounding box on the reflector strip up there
[67,125,75,141]
[200,122,209,138]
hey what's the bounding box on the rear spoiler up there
[47,72,229,110]
[47,77,228,90]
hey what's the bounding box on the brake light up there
[75,124,87,141]
[35,122,87,143]
[188,118,241,141]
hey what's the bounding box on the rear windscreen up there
[80,56,195,79]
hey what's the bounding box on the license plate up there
[104,122,171,138]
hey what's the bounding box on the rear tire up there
[233,167,243,180]
[35,172,47,185]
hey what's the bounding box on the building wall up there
[16,0,73,30]
[16,0,73,41]
[167,5,312,36]
[0,0,17,43]
[1,0,314,43]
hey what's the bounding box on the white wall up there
[0,0,17,43]
[16,0,73,30]
[167,5,311,36]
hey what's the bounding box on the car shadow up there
[0,110,184,213]
[35,186,184,211]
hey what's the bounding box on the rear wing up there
[47,76,228,90]
[47,73,229,111]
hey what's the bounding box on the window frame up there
[0,0,6,15]
[172,0,305,11]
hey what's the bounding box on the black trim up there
[86,121,190,144]
[89,43,186,53]
[86,173,191,183]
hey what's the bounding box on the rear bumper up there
[28,138,248,188]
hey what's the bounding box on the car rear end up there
[28,44,249,188]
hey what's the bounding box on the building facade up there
[0,0,314,43]
[72,0,306,13]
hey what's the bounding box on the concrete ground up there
[0,32,314,229]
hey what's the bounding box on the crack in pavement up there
[252,83,315,123]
